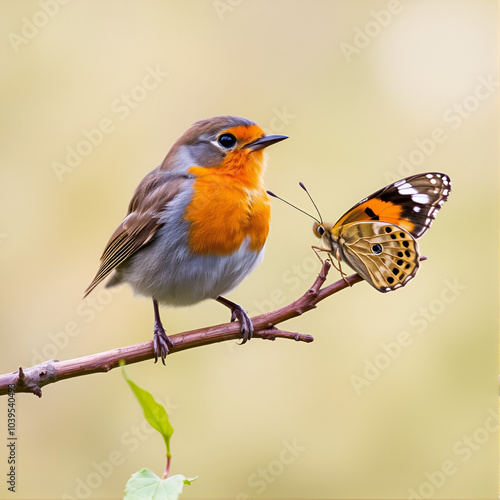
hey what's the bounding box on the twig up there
[0,261,363,397]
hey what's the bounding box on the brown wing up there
[339,221,420,293]
[84,170,192,297]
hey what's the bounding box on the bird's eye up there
[316,225,325,236]
[218,133,237,149]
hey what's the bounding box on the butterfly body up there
[313,172,451,292]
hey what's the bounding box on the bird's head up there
[161,116,288,179]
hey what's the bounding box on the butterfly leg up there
[312,245,350,286]
[333,248,351,287]
[323,249,350,287]
[311,245,328,264]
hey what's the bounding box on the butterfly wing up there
[337,221,420,292]
[333,172,451,238]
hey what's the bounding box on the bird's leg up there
[216,296,253,344]
[153,299,173,364]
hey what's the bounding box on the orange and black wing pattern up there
[332,172,451,239]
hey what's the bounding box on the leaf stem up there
[163,455,171,479]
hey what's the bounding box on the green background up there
[0,1,497,498]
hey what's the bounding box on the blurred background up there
[0,1,497,498]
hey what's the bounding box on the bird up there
[84,115,288,363]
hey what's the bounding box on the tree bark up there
[0,262,363,397]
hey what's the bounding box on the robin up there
[84,115,287,363]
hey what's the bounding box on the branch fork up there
[0,261,361,397]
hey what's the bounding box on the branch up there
[0,261,363,397]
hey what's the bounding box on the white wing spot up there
[412,193,430,204]
[430,178,437,184]
[413,206,421,213]
[394,180,406,187]
[398,183,418,195]
[426,173,433,178]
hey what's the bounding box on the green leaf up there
[122,367,173,458]
[124,469,197,500]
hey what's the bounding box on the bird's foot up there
[231,305,254,344]
[217,296,254,344]
[153,321,173,365]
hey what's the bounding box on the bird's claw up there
[153,322,173,365]
[229,305,254,344]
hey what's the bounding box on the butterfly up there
[269,172,451,292]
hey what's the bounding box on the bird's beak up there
[243,134,288,152]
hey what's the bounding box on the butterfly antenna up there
[299,182,323,223]
[267,190,320,224]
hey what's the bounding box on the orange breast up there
[184,156,270,256]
